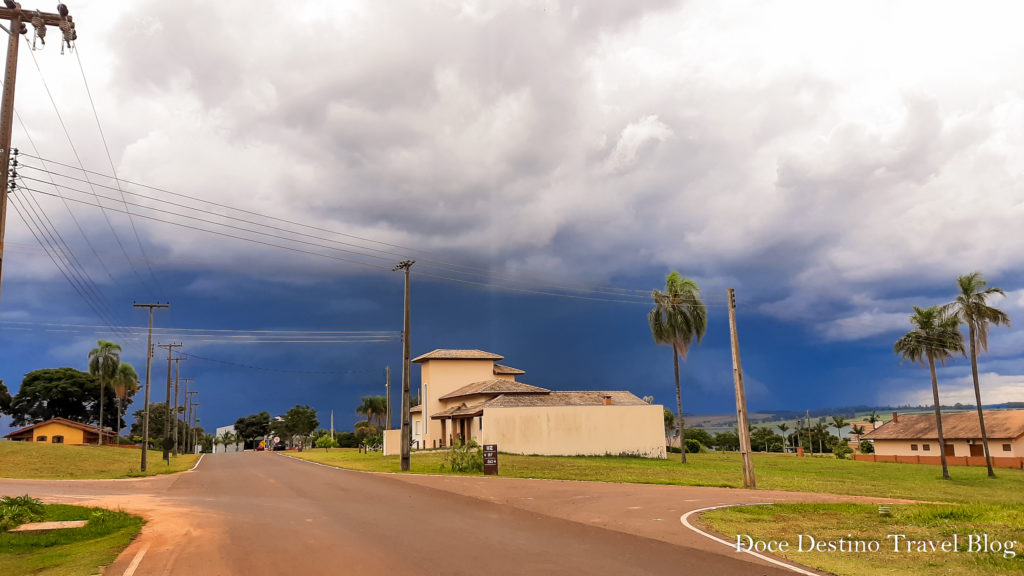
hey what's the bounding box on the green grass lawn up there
[289,449,1024,505]
[703,503,1024,576]
[0,503,143,576]
[0,442,201,480]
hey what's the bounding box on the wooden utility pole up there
[186,389,197,452]
[728,288,756,488]
[393,260,414,471]
[175,376,192,455]
[385,366,391,430]
[191,402,200,453]
[0,3,75,300]
[133,302,168,471]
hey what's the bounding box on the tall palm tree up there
[648,272,707,464]
[893,306,965,480]
[88,340,122,445]
[866,411,880,429]
[356,396,388,431]
[776,423,790,451]
[830,416,848,439]
[943,272,1011,478]
[111,363,139,441]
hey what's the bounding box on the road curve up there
[2,453,829,575]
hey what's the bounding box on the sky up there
[2,0,1023,436]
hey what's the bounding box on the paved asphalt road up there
[1,454,816,575]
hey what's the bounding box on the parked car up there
[273,441,286,451]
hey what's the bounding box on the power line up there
[16,155,725,303]
[74,48,160,292]
[180,351,378,376]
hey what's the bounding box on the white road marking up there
[122,544,149,576]
[188,454,205,471]
[680,504,822,576]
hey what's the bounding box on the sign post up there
[483,444,498,476]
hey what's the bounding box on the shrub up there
[685,439,703,454]
[833,440,854,460]
[442,441,483,473]
[0,495,44,531]
[859,440,875,454]
[314,436,339,451]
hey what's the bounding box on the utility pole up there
[385,366,391,430]
[330,410,334,442]
[393,260,414,471]
[156,343,182,448]
[133,302,168,472]
[186,390,197,453]
[191,402,200,453]
[175,377,192,455]
[728,288,756,488]
[0,2,76,300]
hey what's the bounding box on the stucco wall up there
[32,422,87,444]
[419,359,494,446]
[383,429,403,456]
[480,404,666,458]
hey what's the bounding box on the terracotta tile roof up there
[438,379,550,400]
[430,402,487,419]
[485,391,648,408]
[862,410,1024,441]
[412,349,504,362]
[493,363,525,375]
[3,417,116,439]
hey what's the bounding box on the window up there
[52,436,64,444]
[1004,444,1013,452]
[36,436,47,442]
[922,444,931,451]
[910,444,918,451]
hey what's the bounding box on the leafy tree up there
[0,380,11,415]
[234,412,271,449]
[751,426,784,452]
[411,395,420,407]
[315,435,339,451]
[8,368,99,427]
[663,409,675,438]
[130,402,176,441]
[833,440,854,459]
[111,363,139,439]
[859,440,875,454]
[88,340,122,443]
[713,431,740,451]
[353,419,376,439]
[684,427,713,448]
[335,431,359,448]
[356,396,387,431]
[648,272,707,464]
[282,405,319,449]
[894,305,966,480]
[943,272,1011,478]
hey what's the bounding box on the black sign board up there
[483,444,498,475]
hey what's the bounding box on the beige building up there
[388,349,665,458]
[858,410,1024,468]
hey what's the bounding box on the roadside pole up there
[393,260,414,471]
[728,288,756,488]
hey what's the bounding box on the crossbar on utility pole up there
[393,260,414,471]
[133,302,168,472]
[728,288,756,488]
[0,3,76,301]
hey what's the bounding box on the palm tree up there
[893,306,965,480]
[356,396,388,430]
[866,411,880,429]
[648,272,707,464]
[830,416,848,439]
[111,363,139,441]
[943,272,1011,478]
[776,423,790,451]
[88,340,122,445]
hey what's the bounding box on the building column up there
[440,419,446,448]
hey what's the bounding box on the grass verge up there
[288,449,1024,504]
[0,503,143,576]
[0,442,200,479]
[702,502,1024,576]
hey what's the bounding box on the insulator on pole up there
[31,10,46,49]
[57,3,69,18]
